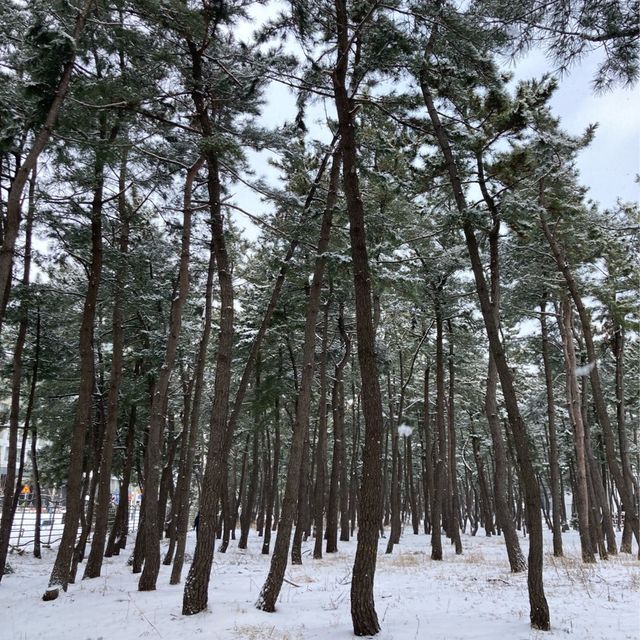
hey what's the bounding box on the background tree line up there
[0,0,637,636]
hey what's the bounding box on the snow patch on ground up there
[1,528,638,639]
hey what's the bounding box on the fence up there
[0,494,141,551]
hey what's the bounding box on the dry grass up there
[385,551,425,568]
[461,550,486,564]
[232,624,304,640]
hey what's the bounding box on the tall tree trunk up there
[558,298,595,562]
[105,401,137,556]
[612,322,635,553]
[0,0,95,330]
[256,149,340,612]
[181,144,235,613]
[386,372,400,553]
[421,66,550,629]
[447,320,462,554]
[332,4,385,633]
[84,150,131,579]
[138,156,203,592]
[540,211,639,554]
[43,130,107,600]
[239,424,260,550]
[169,225,215,584]
[422,366,434,534]
[540,297,564,557]
[28,313,43,561]
[327,305,350,553]
[262,398,281,555]
[479,155,525,570]
[0,165,36,580]
[431,293,446,561]
[313,299,331,559]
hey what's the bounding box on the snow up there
[397,424,413,438]
[1,528,638,639]
[575,362,596,377]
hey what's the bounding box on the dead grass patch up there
[232,624,303,640]
[386,552,425,568]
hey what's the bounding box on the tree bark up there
[540,297,564,557]
[43,130,106,600]
[540,211,638,554]
[332,3,385,633]
[558,298,595,562]
[0,0,95,330]
[138,156,203,591]
[421,66,550,629]
[0,165,36,580]
[326,305,351,553]
[256,149,340,612]
[84,150,131,579]
[313,299,331,559]
[447,320,462,554]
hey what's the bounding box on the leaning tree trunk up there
[478,152,526,571]
[326,306,351,553]
[84,150,131,579]
[540,211,638,554]
[0,165,36,581]
[0,0,95,331]
[43,130,108,601]
[540,296,564,557]
[138,157,203,592]
[421,65,550,629]
[332,3,385,632]
[256,149,340,612]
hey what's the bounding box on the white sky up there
[228,13,639,241]
[508,48,639,209]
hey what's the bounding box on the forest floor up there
[1,526,638,640]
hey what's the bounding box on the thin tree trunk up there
[0,165,36,579]
[84,151,131,578]
[540,297,564,557]
[422,367,434,535]
[169,225,215,583]
[558,298,595,562]
[0,0,95,330]
[612,322,635,553]
[421,65,550,629]
[447,320,462,554]
[540,210,639,554]
[431,293,446,561]
[256,149,340,612]
[29,309,43,560]
[479,155,525,570]
[239,423,260,550]
[138,156,203,592]
[43,129,108,600]
[262,398,281,554]
[313,298,331,559]
[327,305,351,553]
[105,401,137,556]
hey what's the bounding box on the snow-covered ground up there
[1,527,638,639]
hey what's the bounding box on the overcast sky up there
[229,17,639,241]
[509,48,639,209]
